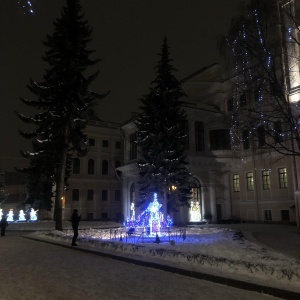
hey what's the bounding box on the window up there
[278,167,288,188]
[274,121,283,143]
[233,174,240,192]
[72,189,79,201]
[88,159,95,175]
[102,189,108,201]
[281,210,290,221]
[227,98,233,111]
[130,133,137,160]
[102,160,108,175]
[242,130,250,150]
[73,158,80,174]
[257,126,265,147]
[246,172,254,191]
[102,213,108,220]
[89,138,95,146]
[87,189,94,201]
[262,170,271,190]
[195,121,205,151]
[209,129,231,150]
[116,141,121,149]
[264,210,272,221]
[239,94,246,107]
[115,190,121,201]
[254,87,262,102]
[102,140,109,147]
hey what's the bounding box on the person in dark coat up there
[0,215,9,237]
[71,209,81,246]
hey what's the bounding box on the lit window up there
[233,174,240,192]
[262,170,270,190]
[278,167,288,188]
[246,172,254,191]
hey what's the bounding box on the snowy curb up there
[27,227,300,293]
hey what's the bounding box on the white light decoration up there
[30,208,38,222]
[7,209,14,222]
[189,201,201,222]
[18,0,34,14]
[18,210,26,222]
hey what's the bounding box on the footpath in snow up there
[14,221,300,295]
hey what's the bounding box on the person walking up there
[0,215,9,237]
[71,209,81,246]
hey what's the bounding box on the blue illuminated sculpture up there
[124,193,172,236]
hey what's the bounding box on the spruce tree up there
[135,38,192,215]
[16,0,108,230]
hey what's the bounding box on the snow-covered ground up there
[21,222,300,294]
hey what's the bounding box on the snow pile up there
[30,226,300,291]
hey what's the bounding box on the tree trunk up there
[54,148,68,231]
[54,126,69,231]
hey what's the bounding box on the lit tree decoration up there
[18,0,34,14]
[222,0,300,160]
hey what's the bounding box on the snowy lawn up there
[28,225,300,293]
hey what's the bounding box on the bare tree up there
[223,0,300,157]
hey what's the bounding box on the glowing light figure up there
[146,193,162,235]
[18,210,26,222]
[189,201,201,222]
[0,209,2,219]
[30,208,38,221]
[7,209,14,222]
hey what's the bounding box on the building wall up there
[64,120,124,221]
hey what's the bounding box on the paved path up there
[210,223,300,260]
[0,232,280,300]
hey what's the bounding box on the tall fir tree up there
[16,0,108,230]
[135,38,192,215]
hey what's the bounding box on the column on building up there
[209,171,217,222]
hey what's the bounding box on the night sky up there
[0,0,240,170]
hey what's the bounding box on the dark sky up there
[0,0,240,170]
